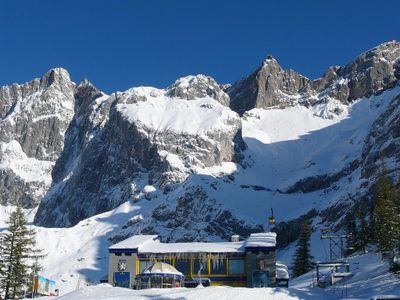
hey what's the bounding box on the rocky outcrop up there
[141,186,263,242]
[361,93,400,179]
[227,56,310,114]
[0,68,75,160]
[34,109,146,226]
[166,75,230,106]
[332,41,400,103]
[286,160,359,194]
[228,41,400,115]
[0,68,75,207]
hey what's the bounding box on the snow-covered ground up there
[0,201,144,294]
[117,89,239,135]
[197,86,400,230]
[291,253,400,299]
[53,284,336,300]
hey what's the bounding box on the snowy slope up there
[3,204,400,299]
[185,86,400,233]
[290,252,400,299]
[53,284,337,300]
[0,201,144,293]
[117,88,238,136]
[241,87,398,189]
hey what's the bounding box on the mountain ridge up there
[0,41,399,247]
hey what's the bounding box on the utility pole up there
[31,273,35,299]
[320,228,350,261]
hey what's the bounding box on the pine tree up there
[0,252,5,299]
[344,219,357,256]
[0,206,44,299]
[393,177,400,274]
[372,165,400,254]
[396,177,400,250]
[292,220,314,277]
[355,208,371,253]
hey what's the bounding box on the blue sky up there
[1,0,399,93]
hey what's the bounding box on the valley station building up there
[108,232,283,288]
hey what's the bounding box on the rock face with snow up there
[166,75,230,106]
[361,93,400,178]
[34,79,244,227]
[227,56,310,114]
[1,41,400,249]
[333,41,400,102]
[0,68,75,207]
[228,41,400,115]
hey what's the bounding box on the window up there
[115,253,122,256]
[192,259,208,275]
[174,260,190,275]
[210,258,227,275]
[125,253,132,256]
[229,258,244,274]
[139,260,153,273]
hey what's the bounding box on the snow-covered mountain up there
[0,68,75,208]
[1,40,400,248]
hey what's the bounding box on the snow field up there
[55,284,337,300]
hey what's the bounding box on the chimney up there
[231,235,240,242]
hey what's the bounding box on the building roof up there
[109,235,158,250]
[109,232,276,254]
[245,232,277,250]
[138,240,245,254]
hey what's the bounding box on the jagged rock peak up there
[40,67,72,88]
[261,55,280,67]
[227,55,309,114]
[326,40,400,103]
[77,78,94,87]
[228,41,400,115]
[75,79,104,112]
[76,78,102,98]
[166,74,230,106]
[340,40,400,76]
[368,40,399,55]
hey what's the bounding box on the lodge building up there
[108,232,282,288]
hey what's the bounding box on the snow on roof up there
[109,235,158,250]
[245,232,276,249]
[276,262,289,280]
[137,239,245,254]
[109,232,276,254]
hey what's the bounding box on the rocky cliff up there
[0,68,75,207]
[228,41,400,114]
[34,76,244,227]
